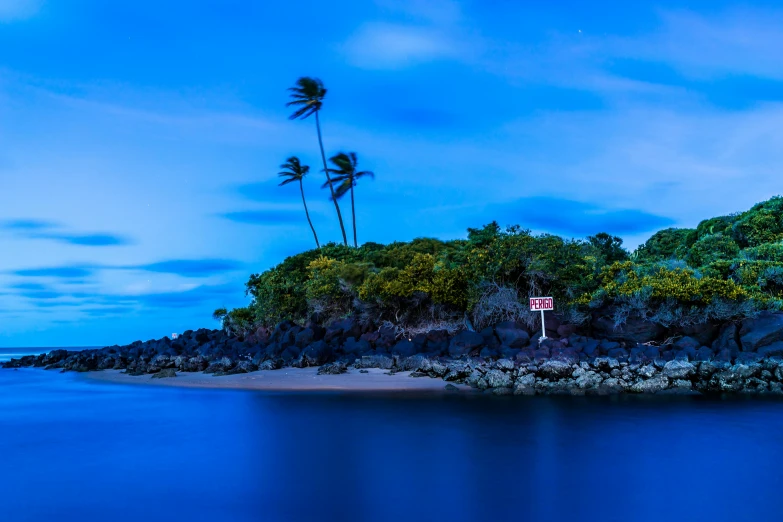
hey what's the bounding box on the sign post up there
[529,297,554,340]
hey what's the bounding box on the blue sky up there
[2,0,783,347]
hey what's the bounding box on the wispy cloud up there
[31,232,130,246]
[343,0,478,70]
[621,9,783,80]
[0,219,55,230]
[0,0,40,22]
[344,23,465,69]
[490,197,675,236]
[14,266,95,278]
[9,258,244,280]
[222,209,310,225]
[1,219,130,246]
[132,259,244,278]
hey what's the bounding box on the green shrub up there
[686,233,740,267]
[731,197,783,247]
[226,196,783,333]
[695,215,736,240]
[741,242,783,262]
[634,228,696,263]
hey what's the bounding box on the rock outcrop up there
[6,313,783,396]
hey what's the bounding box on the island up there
[5,196,783,396]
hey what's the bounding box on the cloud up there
[344,22,465,69]
[134,259,243,278]
[29,232,130,246]
[0,0,40,22]
[6,258,244,283]
[484,197,675,237]
[82,306,137,317]
[623,9,783,80]
[375,0,463,25]
[236,179,295,202]
[222,209,309,225]
[100,284,239,309]
[14,266,95,278]
[483,7,783,102]
[0,219,55,230]
[1,219,130,246]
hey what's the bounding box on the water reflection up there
[2,370,783,522]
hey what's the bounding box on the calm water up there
[2,349,783,522]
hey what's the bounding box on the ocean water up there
[2,350,783,522]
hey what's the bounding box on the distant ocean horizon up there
[0,347,94,363]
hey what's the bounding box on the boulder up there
[342,337,371,355]
[295,328,314,348]
[712,323,741,353]
[448,330,484,357]
[674,336,701,351]
[495,321,530,348]
[259,359,282,371]
[537,359,573,379]
[443,362,472,382]
[606,348,628,360]
[479,346,502,359]
[592,313,665,343]
[500,346,522,360]
[317,361,348,375]
[227,360,258,374]
[736,352,763,365]
[693,347,714,362]
[630,375,669,393]
[280,346,302,362]
[592,356,620,371]
[572,367,603,389]
[709,370,744,392]
[582,339,600,357]
[479,327,500,348]
[484,369,513,389]
[513,373,536,396]
[740,312,783,351]
[300,341,332,367]
[324,318,361,343]
[151,368,177,378]
[397,355,432,373]
[662,360,695,379]
[544,315,561,338]
[637,365,657,378]
[757,342,783,358]
[425,330,451,355]
[391,340,417,357]
[514,347,535,364]
[557,324,579,338]
[355,354,394,370]
[680,323,719,346]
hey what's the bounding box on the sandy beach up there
[82,367,472,393]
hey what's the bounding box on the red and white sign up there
[529,297,554,311]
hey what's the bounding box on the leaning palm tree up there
[325,152,374,248]
[286,77,348,246]
[278,156,320,249]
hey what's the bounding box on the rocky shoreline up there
[5,311,783,396]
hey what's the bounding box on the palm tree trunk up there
[350,179,357,248]
[300,179,320,249]
[315,111,348,246]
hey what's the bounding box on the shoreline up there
[80,367,473,393]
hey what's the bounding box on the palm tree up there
[286,77,348,246]
[325,152,374,248]
[278,156,320,249]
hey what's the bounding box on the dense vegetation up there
[214,197,783,337]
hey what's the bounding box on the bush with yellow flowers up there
[229,196,783,331]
